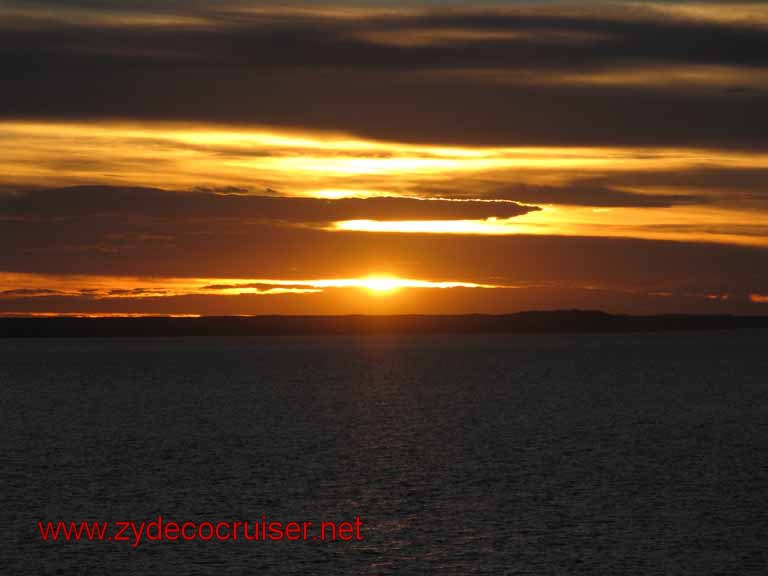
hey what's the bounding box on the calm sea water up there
[2,332,767,574]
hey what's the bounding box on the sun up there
[361,276,401,293]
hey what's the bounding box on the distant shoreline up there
[1,311,767,337]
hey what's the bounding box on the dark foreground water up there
[1,332,767,574]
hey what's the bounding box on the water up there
[2,332,767,574]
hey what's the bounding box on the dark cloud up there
[1,184,766,314]
[0,288,65,296]
[190,185,257,195]
[5,5,768,70]
[417,168,768,208]
[0,186,536,221]
[1,197,766,294]
[107,288,167,296]
[201,283,314,291]
[0,4,766,148]
[442,183,706,207]
[586,168,768,206]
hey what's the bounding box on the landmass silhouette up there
[1,310,767,337]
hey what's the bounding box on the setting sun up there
[361,276,401,293]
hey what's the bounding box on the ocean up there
[2,331,767,574]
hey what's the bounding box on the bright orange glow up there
[331,203,768,248]
[333,219,515,235]
[307,188,388,199]
[2,120,768,248]
[5,120,768,193]
[0,272,505,300]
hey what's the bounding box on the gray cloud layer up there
[0,186,536,221]
[1,3,766,148]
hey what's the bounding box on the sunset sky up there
[2,0,767,315]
